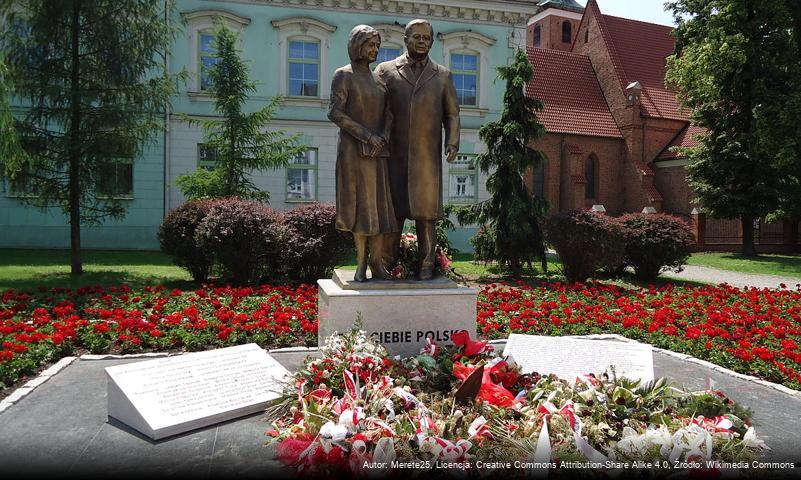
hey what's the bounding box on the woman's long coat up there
[328,66,397,235]
[375,55,460,220]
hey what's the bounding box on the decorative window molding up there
[286,148,318,202]
[271,17,336,103]
[438,31,495,111]
[181,9,251,94]
[448,154,478,203]
[373,23,405,50]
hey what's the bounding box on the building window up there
[584,29,589,43]
[376,46,401,64]
[199,32,219,91]
[451,52,478,107]
[533,25,541,47]
[439,31,494,110]
[197,144,217,171]
[181,10,250,93]
[449,154,478,203]
[562,22,572,43]
[286,149,317,201]
[585,155,597,201]
[272,17,336,101]
[533,159,545,198]
[288,40,320,97]
[97,159,134,198]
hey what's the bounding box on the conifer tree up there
[0,0,183,274]
[0,57,26,171]
[176,23,304,202]
[455,49,548,277]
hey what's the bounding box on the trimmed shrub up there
[195,198,288,285]
[281,203,352,282]
[470,224,497,264]
[544,210,624,282]
[618,213,695,280]
[158,199,214,282]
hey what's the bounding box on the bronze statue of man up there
[375,19,460,280]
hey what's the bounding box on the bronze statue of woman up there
[328,25,398,281]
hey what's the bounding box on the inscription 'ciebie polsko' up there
[106,344,289,440]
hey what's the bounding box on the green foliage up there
[454,49,548,277]
[0,57,26,173]
[0,0,186,273]
[543,210,625,283]
[0,0,183,221]
[666,0,801,253]
[176,23,305,202]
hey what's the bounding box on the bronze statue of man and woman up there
[328,19,461,282]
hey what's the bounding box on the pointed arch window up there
[562,22,572,43]
[533,158,546,198]
[585,155,598,201]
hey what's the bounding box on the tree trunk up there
[69,0,83,275]
[741,215,757,257]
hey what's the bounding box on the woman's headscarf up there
[347,25,380,62]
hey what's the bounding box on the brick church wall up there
[530,134,625,215]
[654,164,694,215]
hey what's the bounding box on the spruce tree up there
[176,23,304,202]
[456,49,548,277]
[0,0,184,274]
[666,0,797,256]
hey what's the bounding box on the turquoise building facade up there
[1,0,539,251]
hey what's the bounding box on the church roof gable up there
[526,47,622,139]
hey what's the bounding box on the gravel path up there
[661,264,801,289]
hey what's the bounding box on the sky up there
[576,0,677,27]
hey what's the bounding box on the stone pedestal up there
[317,269,477,356]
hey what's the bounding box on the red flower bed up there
[477,282,801,389]
[0,284,318,389]
[3,280,801,394]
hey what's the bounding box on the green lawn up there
[0,249,192,292]
[688,252,801,279]
[0,249,755,293]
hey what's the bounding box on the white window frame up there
[448,154,479,204]
[438,31,495,113]
[181,9,251,95]
[271,17,336,104]
[450,50,480,107]
[285,148,318,202]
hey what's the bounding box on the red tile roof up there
[599,12,689,120]
[526,47,622,139]
[657,124,706,160]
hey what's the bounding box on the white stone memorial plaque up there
[502,334,654,383]
[106,343,289,440]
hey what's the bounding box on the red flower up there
[453,362,516,407]
[451,331,488,357]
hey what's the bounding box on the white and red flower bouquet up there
[390,233,453,280]
[264,328,767,477]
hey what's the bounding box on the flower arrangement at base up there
[390,233,453,280]
[264,328,767,477]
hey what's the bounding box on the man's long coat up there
[375,55,460,220]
